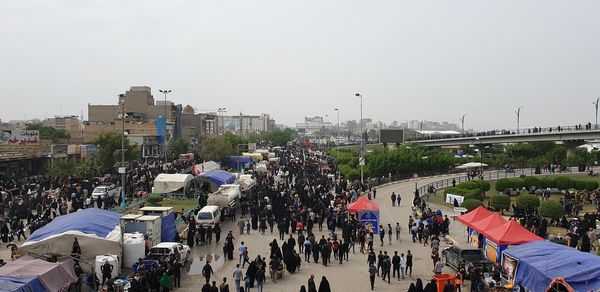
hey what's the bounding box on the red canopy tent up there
[456,206,491,226]
[484,220,544,245]
[348,196,379,213]
[470,212,507,234]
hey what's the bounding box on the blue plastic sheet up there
[27,208,122,242]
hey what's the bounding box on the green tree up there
[93,132,138,172]
[48,158,76,177]
[26,123,71,141]
[554,176,573,190]
[538,200,565,220]
[461,199,483,212]
[76,160,99,179]
[201,136,235,161]
[490,194,511,214]
[515,194,540,210]
[169,138,190,160]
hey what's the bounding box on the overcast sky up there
[2,1,599,130]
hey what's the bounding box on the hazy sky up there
[2,1,599,130]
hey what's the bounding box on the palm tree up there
[76,160,99,179]
[48,158,76,177]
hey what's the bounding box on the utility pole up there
[159,89,171,171]
[355,93,364,185]
[515,106,523,134]
[594,98,600,130]
[119,94,126,207]
[460,113,467,135]
[334,108,340,159]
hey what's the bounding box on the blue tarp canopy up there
[503,241,600,292]
[223,156,254,169]
[0,275,45,292]
[161,213,176,242]
[27,208,122,242]
[199,170,236,187]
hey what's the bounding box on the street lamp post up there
[594,98,600,130]
[334,108,340,159]
[515,106,523,134]
[119,94,126,207]
[159,89,171,171]
[355,93,364,185]
[460,113,467,135]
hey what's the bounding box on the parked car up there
[146,242,190,262]
[91,185,119,199]
[442,245,493,274]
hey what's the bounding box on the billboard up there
[0,130,40,146]
[52,144,68,158]
[379,129,404,144]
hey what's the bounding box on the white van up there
[195,205,221,227]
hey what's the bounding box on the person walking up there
[392,251,400,280]
[220,277,230,292]
[391,192,397,206]
[395,223,402,241]
[381,252,391,284]
[233,264,243,292]
[399,253,406,279]
[397,194,401,206]
[239,242,247,264]
[255,267,265,292]
[378,226,385,247]
[308,275,317,292]
[405,250,413,276]
[387,224,393,245]
[434,259,443,275]
[368,263,377,290]
[203,261,214,284]
[172,258,183,288]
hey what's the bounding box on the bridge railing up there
[415,167,580,199]
[405,123,595,142]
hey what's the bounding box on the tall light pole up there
[159,89,171,170]
[218,108,227,134]
[594,98,600,130]
[459,113,467,135]
[355,93,364,185]
[333,108,340,146]
[119,94,126,207]
[515,106,523,134]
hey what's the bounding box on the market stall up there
[456,206,491,247]
[152,173,194,194]
[19,208,123,262]
[0,256,78,291]
[198,170,237,192]
[484,220,543,263]
[348,196,380,234]
[469,213,507,253]
[502,241,600,292]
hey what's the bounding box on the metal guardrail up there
[415,167,580,198]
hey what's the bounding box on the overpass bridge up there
[409,125,600,156]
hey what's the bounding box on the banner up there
[0,130,39,145]
[502,253,518,279]
[445,193,464,205]
[360,211,380,234]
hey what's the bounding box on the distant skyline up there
[2,1,599,131]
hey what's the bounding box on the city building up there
[296,116,333,134]
[42,115,82,139]
[87,86,182,143]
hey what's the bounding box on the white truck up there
[206,184,241,209]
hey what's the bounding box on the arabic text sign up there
[0,130,40,146]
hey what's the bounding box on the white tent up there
[19,208,122,263]
[152,173,194,193]
[455,162,488,169]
